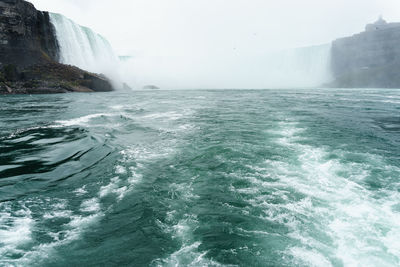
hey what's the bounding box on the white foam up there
[0,197,104,266]
[151,174,208,266]
[80,198,101,213]
[42,200,72,219]
[289,247,332,267]
[142,111,184,120]
[20,212,103,266]
[380,100,400,104]
[0,205,34,261]
[67,213,102,230]
[0,217,33,246]
[239,120,400,266]
[99,177,123,198]
[153,242,224,267]
[55,113,109,127]
[73,186,88,196]
[115,165,127,175]
[236,227,277,237]
[43,210,72,219]
[102,143,177,202]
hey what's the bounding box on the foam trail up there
[262,120,400,266]
[0,205,34,258]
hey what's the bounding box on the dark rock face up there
[0,0,59,68]
[143,85,160,90]
[0,62,113,94]
[330,19,400,88]
[0,0,114,94]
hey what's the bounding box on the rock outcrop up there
[329,17,400,88]
[143,85,160,90]
[0,62,113,94]
[0,0,113,94]
[0,0,59,67]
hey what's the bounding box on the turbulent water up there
[1,89,400,266]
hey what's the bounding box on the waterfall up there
[282,44,333,87]
[49,13,121,87]
[48,11,332,89]
[261,44,333,88]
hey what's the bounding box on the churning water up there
[0,89,400,266]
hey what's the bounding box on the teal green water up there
[0,89,400,266]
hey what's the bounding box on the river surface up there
[0,89,400,266]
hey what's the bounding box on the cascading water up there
[115,44,333,89]
[281,44,333,86]
[49,13,122,87]
[49,12,332,89]
[261,44,333,88]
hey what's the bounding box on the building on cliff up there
[329,17,400,88]
[365,16,400,32]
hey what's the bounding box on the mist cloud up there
[29,0,400,89]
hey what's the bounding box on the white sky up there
[28,0,400,88]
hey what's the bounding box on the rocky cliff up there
[329,18,400,88]
[0,0,59,67]
[0,0,113,94]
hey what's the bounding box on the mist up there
[29,0,400,89]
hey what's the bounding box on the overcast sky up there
[28,0,400,88]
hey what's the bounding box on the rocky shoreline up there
[0,0,113,94]
[0,62,113,94]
